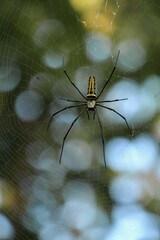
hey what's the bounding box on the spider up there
[47,50,132,167]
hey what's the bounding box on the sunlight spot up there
[69,0,103,12]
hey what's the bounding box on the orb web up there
[0,1,160,240]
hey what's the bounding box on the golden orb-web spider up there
[47,51,132,167]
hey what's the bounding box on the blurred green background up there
[0,0,160,239]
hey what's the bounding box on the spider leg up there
[63,70,86,100]
[47,104,86,131]
[93,109,96,120]
[96,50,120,100]
[87,109,90,119]
[97,104,132,136]
[58,97,86,103]
[97,98,128,103]
[59,106,86,164]
[95,108,107,168]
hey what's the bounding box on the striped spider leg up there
[47,50,132,167]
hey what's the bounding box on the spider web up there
[0,0,160,239]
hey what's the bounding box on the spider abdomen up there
[87,75,96,99]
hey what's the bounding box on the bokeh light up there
[117,39,146,72]
[85,32,112,62]
[0,61,21,92]
[0,214,15,239]
[106,134,158,173]
[103,78,156,123]
[33,19,65,48]
[15,90,45,122]
[43,52,64,69]
[107,205,160,240]
[63,139,92,170]
[69,0,103,12]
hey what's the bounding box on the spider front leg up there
[96,50,120,100]
[63,69,86,100]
